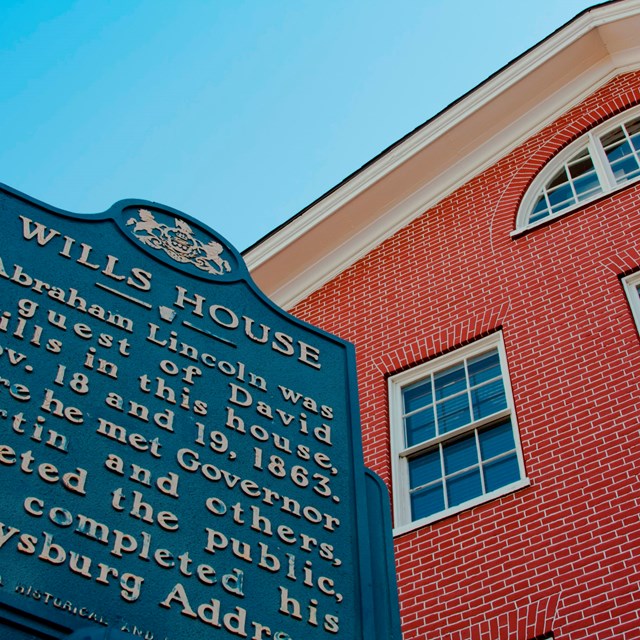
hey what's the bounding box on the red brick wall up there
[290,72,640,639]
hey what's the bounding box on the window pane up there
[411,483,445,520]
[405,408,436,446]
[447,469,482,507]
[409,449,441,489]
[573,171,602,201]
[627,117,640,137]
[479,420,515,459]
[546,166,568,189]
[567,154,594,179]
[437,394,471,434]
[434,362,466,400]
[600,126,625,149]
[483,454,520,492]
[471,379,507,420]
[610,156,640,182]
[403,379,433,414]
[467,349,500,385]
[547,183,575,211]
[443,433,477,474]
[604,138,631,162]
[530,194,549,222]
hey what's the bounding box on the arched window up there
[516,105,640,231]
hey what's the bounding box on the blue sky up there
[1,0,593,251]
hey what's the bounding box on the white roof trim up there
[245,0,640,309]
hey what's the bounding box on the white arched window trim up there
[514,104,640,233]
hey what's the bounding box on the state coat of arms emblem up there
[126,208,231,275]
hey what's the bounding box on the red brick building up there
[245,2,640,638]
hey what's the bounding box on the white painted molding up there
[245,1,640,310]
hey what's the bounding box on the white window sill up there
[392,477,531,538]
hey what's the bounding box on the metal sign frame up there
[0,183,399,640]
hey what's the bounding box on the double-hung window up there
[623,271,640,334]
[516,105,640,231]
[389,334,527,533]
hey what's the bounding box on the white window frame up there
[388,333,529,536]
[515,104,640,233]
[623,271,640,334]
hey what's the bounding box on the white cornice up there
[245,0,640,309]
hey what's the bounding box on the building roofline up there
[243,0,613,257]
[244,0,640,308]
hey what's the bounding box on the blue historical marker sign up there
[0,184,399,640]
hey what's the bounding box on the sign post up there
[0,184,400,640]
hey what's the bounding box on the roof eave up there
[244,0,640,309]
